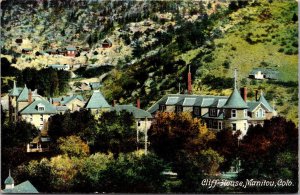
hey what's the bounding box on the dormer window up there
[209,108,217,117]
[175,105,183,113]
[37,103,45,112]
[194,107,200,116]
[159,105,166,112]
[231,109,237,118]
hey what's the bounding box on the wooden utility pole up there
[144,117,148,155]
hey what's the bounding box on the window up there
[213,120,217,128]
[244,123,247,131]
[37,103,45,112]
[40,114,43,122]
[194,107,200,116]
[231,109,236,118]
[159,105,166,112]
[209,109,217,117]
[138,121,141,127]
[218,121,223,130]
[209,120,213,128]
[244,109,247,117]
[232,123,237,131]
[257,108,264,118]
[175,105,183,113]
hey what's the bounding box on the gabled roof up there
[111,105,153,119]
[258,91,274,112]
[60,95,84,106]
[247,102,260,112]
[20,99,57,114]
[66,45,76,51]
[102,38,112,45]
[85,90,110,109]
[3,181,38,193]
[223,88,248,109]
[17,85,29,102]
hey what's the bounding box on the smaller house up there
[102,39,112,48]
[2,170,38,193]
[65,45,77,57]
[21,48,33,54]
[48,64,70,71]
[57,48,66,55]
[249,68,279,80]
[45,49,57,55]
[19,99,57,130]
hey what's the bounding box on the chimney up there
[187,65,192,94]
[240,87,247,102]
[112,100,117,107]
[255,90,259,101]
[137,98,140,109]
[28,90,32,104]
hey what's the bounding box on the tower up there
[4,169,14,190]
[8,81,19,121]
[222,69,248,136]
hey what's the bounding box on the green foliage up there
[48,110,96,147]
[16,67,70,97]
[58,136,90,157]
[2,120,39,148]
[74,65,113,78]
[94,110,136,155]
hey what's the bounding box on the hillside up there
[1,0,298,124]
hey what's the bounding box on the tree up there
[148,112,215,161]
[94,110,136,155]
[2,120,39,148]
[58,136,90,157]
[73,153,114,192]
[148,112,224,192]
[210,129,240,171]
[100,151,168,193]
[238,117,298,192]
[48,110,97,149]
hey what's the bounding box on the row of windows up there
[208,120,223,130]
[160,105,265,120]
[159,105,201,116]
[231,123,247,131]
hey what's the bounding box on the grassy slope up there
[190,1,298,124]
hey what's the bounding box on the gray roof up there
[147,94,228,114]
[9,81,19,96]
[111,105,153,119]
[20,99,57,114]
[202,112,224,120]
[66,46,76,51]
[16,85,28,102]
[258,91,274,112]
[4,171,14,185]
[247,102,260,112]
[60,95,84,105]
[3,181,38,193]
[49,64,69,69]
[85,90,110,109]
[56,106,69,111]
[223,88,248,109]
